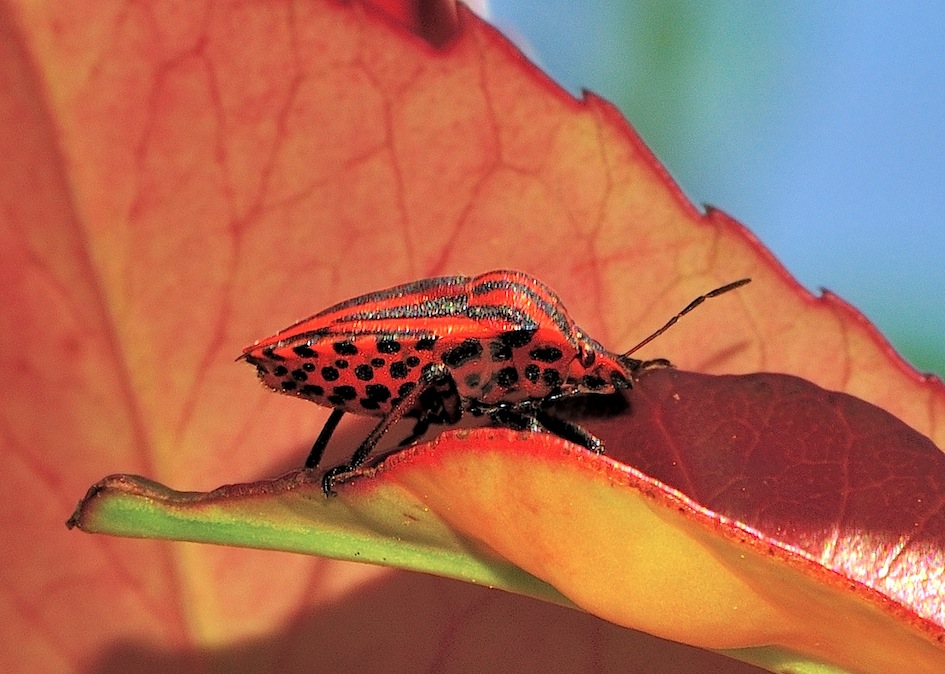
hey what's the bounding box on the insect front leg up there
[396,368,462,447]
[486,404,543,433]
[533,409,605,454]
[321,364,458,496]
[481,400,604,453]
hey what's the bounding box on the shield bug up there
[241,271,749,494]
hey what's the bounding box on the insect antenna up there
[622,278,751,358]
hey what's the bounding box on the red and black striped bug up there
[241,271,750,494]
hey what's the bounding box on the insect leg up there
[321,364,456,495]
[487,405,542,433]
[397,419,431,447]
[304,408,346,469]
[533,410,605,453]
[483,402,604,453]
[395,369,461,447]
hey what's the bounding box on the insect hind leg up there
[321,364,458,495]
[305,408,345,469]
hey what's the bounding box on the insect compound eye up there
[610,370,631,389]
[617,354,644,373]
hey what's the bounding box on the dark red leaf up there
[363,0,459,45]
[595,368,945,633]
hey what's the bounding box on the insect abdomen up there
[245,333,438,416]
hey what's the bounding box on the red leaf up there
[602,368,945,634]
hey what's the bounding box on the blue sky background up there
[486,1,945,377]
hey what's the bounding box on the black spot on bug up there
[293,344,316,358]
[415,336,437,351]
[542,368,562,388]
[335,359,349,369]
[262,347,285,361]
[530,346,563,363]
[254,364,267,377]
[489,339,512,362]
[366,383,391,402]
[321,366,340,382]
[327,395,346,406]
[332,385,357,401]
[300,384,324,396]
[354,364,374,381]
[281,380,297,391]
[389,361,409,379]
[405,355,421,368]
[377,338,401,354]
[501,329,536,348]
[398,382,416,397]
[360,398,380,410]
[334,341,358,356]
[524,364,540,383]
[302,362,315,372]
[443,339,483,367]
[582,375,607,390]
[496,367,519,388]
[371,357,386,367]
[291,369,308,382]
[465,373,481,388]
[273,365,288,377]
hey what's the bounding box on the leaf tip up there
[66,478,108,530]
[66,473,165,532]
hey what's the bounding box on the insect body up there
[242,270,749,494]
